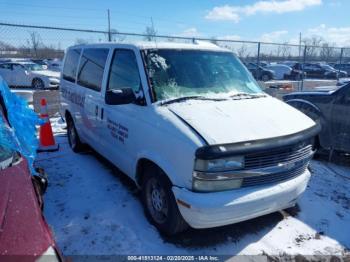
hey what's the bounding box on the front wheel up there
[141,165,188,235]
[32,78,45,89]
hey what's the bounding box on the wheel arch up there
[285,99,323,119]
[286,98,330,149]
[135,157,179,189]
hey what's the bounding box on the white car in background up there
[0,62,60,89]
[45,59,63,72]
[266,64,293,80]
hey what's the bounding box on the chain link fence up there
[1,22,350,91]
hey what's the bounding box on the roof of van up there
[70,41,230,52]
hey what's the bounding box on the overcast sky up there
[0,0,349,47]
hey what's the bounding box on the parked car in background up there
[265,64,290,80]
[245,62,275,81]
[0,94,62,260]
[31,59,49,69]
[291,63,338,79]
[45,59,63,72]
[0,62,60,89]
[60,42,319,235]
[318,64,347,78]
[283,83,350,153]
[333,63,350,75]
[266,64,305,80]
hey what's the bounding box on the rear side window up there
[77,48,109,91]
[107,49,141,93]
[63,49,81,83]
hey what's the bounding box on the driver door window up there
[107,49,141,94]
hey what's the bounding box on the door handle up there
[101,108,104,120]
[95,105,98,116]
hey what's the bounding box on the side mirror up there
[105,88,136,105]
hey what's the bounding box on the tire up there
[261,74,270,82]
[67,115,84,152]
[141,165,189,235]
[32,78,45,89]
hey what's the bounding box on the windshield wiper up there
[160,95,225,106]
[229,93,266,100]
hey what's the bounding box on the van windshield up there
[142,49,262,102]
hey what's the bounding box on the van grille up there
[241,140,314,187]
[242,163,308,187]
[244,143,313,169]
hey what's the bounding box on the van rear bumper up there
[172,169,311,229]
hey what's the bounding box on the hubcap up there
[151,188,163,211]
[146,178,168,224]
[34,79,43,89]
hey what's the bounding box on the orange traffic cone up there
[38,98,59,152]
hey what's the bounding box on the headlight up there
[194,156,244,172]
[193,156,244,192]
[193,177,242,192]
[49,78,59,83]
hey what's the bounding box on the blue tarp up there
[0,77,43,174]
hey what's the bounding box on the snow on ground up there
[35,117,350,258]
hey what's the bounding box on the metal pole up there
[338,48,344,80]
[107,9,111,42]
[301,45,307,91]
[257,42,261,80]
[299,32,302,58]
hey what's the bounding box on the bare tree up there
[144,26,157,41]
[302,36,323,60]
[236,44,248,59]
[320,43,336,62]
[27,32,42,58]
[280,42,291,59]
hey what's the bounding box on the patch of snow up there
[36,117,350,257]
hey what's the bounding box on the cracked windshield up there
[143,49,263,101]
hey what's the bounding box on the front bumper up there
[173,168,311,229]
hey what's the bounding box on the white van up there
[60,42,320,235]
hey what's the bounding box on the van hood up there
[166,96,315,145]
[30,70,60,79]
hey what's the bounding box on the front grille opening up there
[241,139,313,187]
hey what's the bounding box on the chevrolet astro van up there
[60,42,320,235]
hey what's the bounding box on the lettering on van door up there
[61,87,85,108]
[107,117,129,144]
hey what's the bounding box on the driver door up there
[331,85,350,152]
[98,48,146,176]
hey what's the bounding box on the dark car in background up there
[319,64,347,78]
[334,63,350,75]
[291,63,339,79]
[245,62,275,81]
[283,83,350,153]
